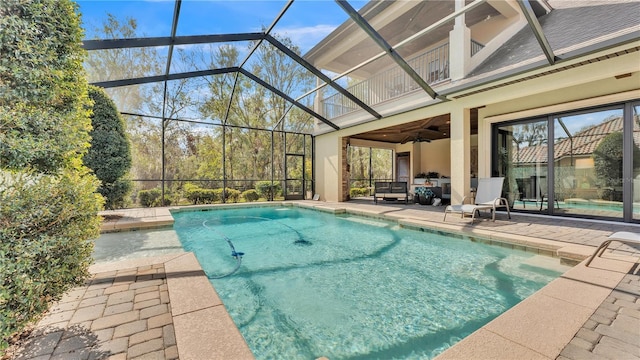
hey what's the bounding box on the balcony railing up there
[471,39,485,57]
[320,43,450,120]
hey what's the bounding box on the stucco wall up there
[419,139,450,177]
[315,43,640,203]
[314,135,341,202]
[417,135,479,179]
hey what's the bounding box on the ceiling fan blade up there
[420,128,443,134]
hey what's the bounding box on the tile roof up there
[470,1,640,77]
[514,116,640,164]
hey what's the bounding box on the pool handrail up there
[584,231,640,267]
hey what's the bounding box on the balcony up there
[320,43,450,120]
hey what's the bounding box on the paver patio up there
[13,264,177,360]
[7,200,640,359]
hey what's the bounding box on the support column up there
[450,107,471,204]
[341,137,350,202]
[477,107,492,178]
[448,0,471,80]
[314,134,341,202]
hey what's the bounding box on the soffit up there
[329,2,501,77]
[348,110,479,144]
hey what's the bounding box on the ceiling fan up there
[401,135,432,144]
[412,136,432,143]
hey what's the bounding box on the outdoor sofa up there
[374,181,409,204]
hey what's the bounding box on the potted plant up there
[413,172,428,185]
[426,171,439,180]
[415,187,435,205]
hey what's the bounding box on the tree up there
[84,14,164,197]
[593,131,640,201]
[0,1,93,172]
[199,36,316,183]
[84,14,162,114]
[85,16,317,203]
[0,0,102,350]
[85,86,132,209]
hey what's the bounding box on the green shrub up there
[224,188,241,203]
[85,86,132,209]
[208,188,223,203]
[0,170,102,350]
[593,132,623,196]
[242,189,260,202]
[139,188,162,207]
[201,189,219,204]
[99,178,132,209]
[0,0,92,174]
[184,185,218,204]
[593,132,640,201]
[255,181,282,200]
[350,187,370,198]
[210,188,224,203]
[186,186,241,204]
[0,0,101,351]
[183,185,199,204]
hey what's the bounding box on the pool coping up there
[89,253,254,360]
[96,201,640,359]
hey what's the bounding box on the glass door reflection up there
[496,120,548,213]
[553,108,624,219]
[633,104,640,220]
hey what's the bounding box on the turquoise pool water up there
[172,206,567,360]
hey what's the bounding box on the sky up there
[76,0,367,54]
[554,108,623,139]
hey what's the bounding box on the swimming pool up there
[172,206,568,359]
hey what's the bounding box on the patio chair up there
[520,176,559,211]
[443,177,511,223]
[585,231,640,267]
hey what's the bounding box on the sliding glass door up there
[495,119,548,214]
[553,108,624,219]
[493,100,639,222]
[633,103,640,220]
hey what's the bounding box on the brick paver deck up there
[7,201,640,359]
[14,265,177,360]
[558,271,640,360]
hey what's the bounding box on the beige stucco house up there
[304,0,639,222]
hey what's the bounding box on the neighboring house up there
[306,0,640,222]
[511,116,640,201]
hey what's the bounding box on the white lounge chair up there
[443,177,511,223]
[585,231,640,267]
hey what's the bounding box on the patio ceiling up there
[349,109,479,144]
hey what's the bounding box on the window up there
[553,108,624,219]
[495,119,548,212]
[493,101,639,222]
[348,146,394,197]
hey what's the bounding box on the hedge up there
[0,0,102,351]
[255,181,282,200]
[85,86,132,209]
[138,188,172,207]
[350,187,370,198]
[242,189,260,202]
[185,187,219,204]
[184,185,241,204]
[0,170,102,350]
